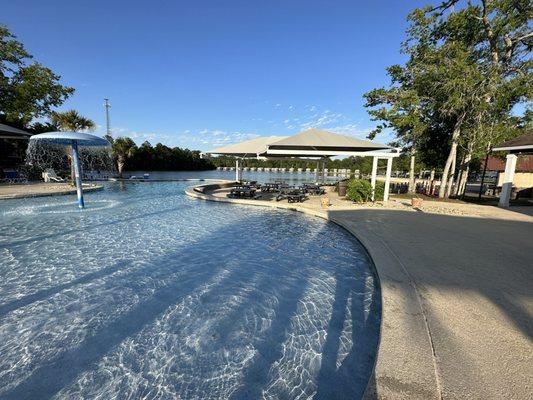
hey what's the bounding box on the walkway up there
[186,182,533,399]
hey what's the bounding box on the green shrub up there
[346,179,385,202]
[374,180,385,201]
[346,179,372,203]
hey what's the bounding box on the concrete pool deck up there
[186,182,533,399]
[0,182,103,200]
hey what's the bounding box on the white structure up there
[493,133,533,208]
[264,129,399,200]
[204,136,286,181]
[206,129,400,200]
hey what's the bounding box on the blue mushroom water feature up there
[29,132,111,209]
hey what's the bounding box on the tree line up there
[112,137,213,176]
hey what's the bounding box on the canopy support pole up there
[235,159,242,182]
[384,157,393,202]
[371,156,378,201]
[315,160,320,182]
[498,153,517,208]
[71,140,85,209]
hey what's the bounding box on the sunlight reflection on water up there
[0,179,380,400]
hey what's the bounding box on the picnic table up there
[260,182,281,192]
[275,186,308,202]
[228,185,257,198]
[302,184,325,195]
[240,180,260,188]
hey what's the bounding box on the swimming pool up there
[0,180,380,399]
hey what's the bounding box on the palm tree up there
[112,137,137,177]
[50,110,95,132]
[49,110,96,181]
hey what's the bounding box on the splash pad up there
[28,132,111,208]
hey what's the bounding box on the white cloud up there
[174,129,261,149]
[299,109,344,130]
[110,126,128,135]
[326,124,373,139]
[94,124,253,150]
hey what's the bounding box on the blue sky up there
[3,0,429,150]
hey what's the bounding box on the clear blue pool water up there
[0,176,380,400]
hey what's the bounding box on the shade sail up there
[0,123,32,139]
[206,129,397,159]
[206,136,287,157]
[267,129,391,152]
[30,132,110,147]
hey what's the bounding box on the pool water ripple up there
[0,181,380,399]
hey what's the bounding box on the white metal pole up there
[71,141,85,209]
[235,159,240,182]
[371,156,378,201]
[384,157,393,202]
[498,153,517,208]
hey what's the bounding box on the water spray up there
[28,132,112,208]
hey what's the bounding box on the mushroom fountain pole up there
[70,140,85,208]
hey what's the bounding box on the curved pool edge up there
[185,182,440,400]
[0,183,103,200]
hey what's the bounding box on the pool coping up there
[185,181,441,399]
[0,183,103,200]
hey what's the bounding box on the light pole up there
[104,98,112,142]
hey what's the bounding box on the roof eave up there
[492,145,533,152]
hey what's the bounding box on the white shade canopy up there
[268,128,391,152]
[207,136,287,157]
[29,132,110,147]
[207,129,397,159]
[207,128,399,201]
[264,129,397,158]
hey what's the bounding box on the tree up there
[112,137,137,177]
[50,110,95,132]
[366,1,531,198]
[418,41,485,197]
[49,110,96,180]
[427,0,531,197]
[0,25,74,126]
[364,64,428,193]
